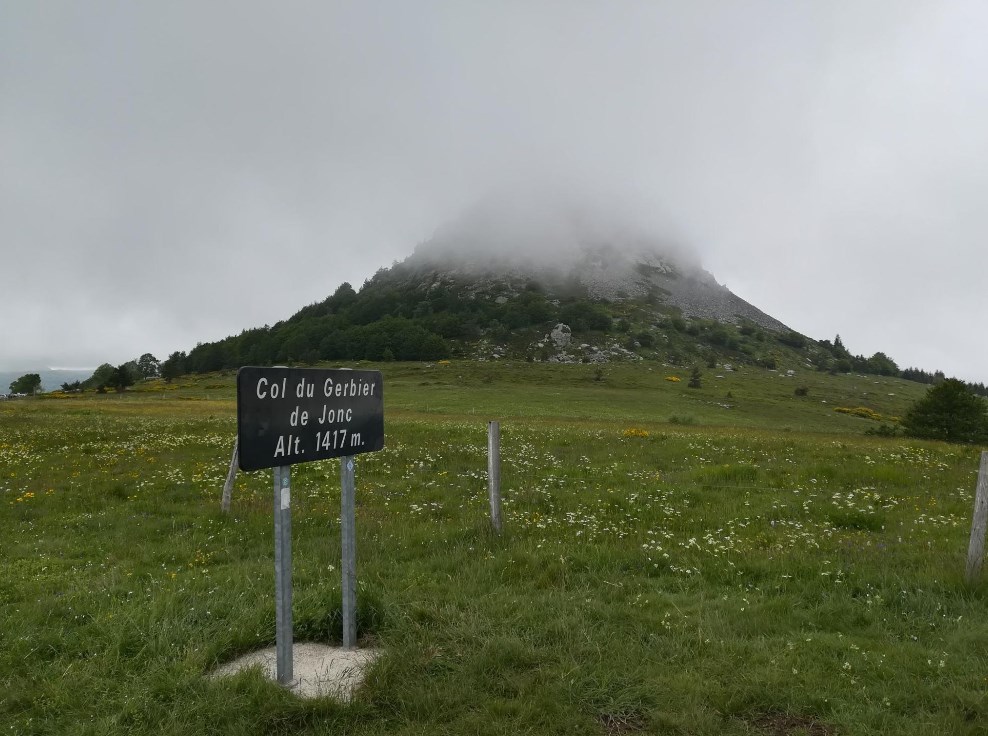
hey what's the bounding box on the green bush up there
[901,379,988,444]
[777,331,807,348]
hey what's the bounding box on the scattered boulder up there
[550,323,572,349]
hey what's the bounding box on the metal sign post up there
[273,465,293,684]
[341,456,357,648]
[235,366,385,685]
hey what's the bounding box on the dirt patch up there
[750,712,835,736]
[212,643,379,701]
[597,711,647,734]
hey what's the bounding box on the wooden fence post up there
[488,421,502,533]
[221,437,239,513]
[966,451,988,583]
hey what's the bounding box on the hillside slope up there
[169,206,940,391]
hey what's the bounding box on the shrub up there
[777,331,807,348]
[559,301,611,332]
[901,379,988,443]
[794,386,809,397]
[707,327,730,346]
[835,406,885,421]
[865,423,901,438]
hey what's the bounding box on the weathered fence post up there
[221,437,239,513]
[487,421,502,533]
[965,451,988,583]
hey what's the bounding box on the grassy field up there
[2,361,986,735]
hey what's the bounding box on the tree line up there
[156,278,615,376]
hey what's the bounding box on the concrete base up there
[212,643,380,701]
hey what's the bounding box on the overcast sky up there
[2,1,986,382]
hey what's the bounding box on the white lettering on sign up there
[323,377,376,398]
[255,377,288,400]
[256,376,375,401]
[317,405,353,425]
[315,429,364,451]
[274,434,304,458]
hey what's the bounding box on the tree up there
[9,373,41,395]
[82,364,116,391]
[327,281,358,312]
[866,351,899,377]
[901,379,988,444]
[136,353,160,379]
[832,334,851,359]
[160,351,186,383]
[121,360,141,384]
[688,366,703,389]
[106,364,135,393]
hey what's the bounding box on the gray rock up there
[550,323,572,348]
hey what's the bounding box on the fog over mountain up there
[414,187,702,276]
[2,2,987,381]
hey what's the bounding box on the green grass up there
[2,361,986,735]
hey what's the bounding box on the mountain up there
[165,198,987,391]
[175,203,839,375]
[164,207,988,396]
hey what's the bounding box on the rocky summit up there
[177,201,815,371]
[389,203,788,332]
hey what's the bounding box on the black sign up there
[237,367,384,471]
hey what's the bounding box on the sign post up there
[273,465,293,684]
[236,367,384,684]
[341,456,357,648]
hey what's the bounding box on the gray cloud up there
[2,1,986,381]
